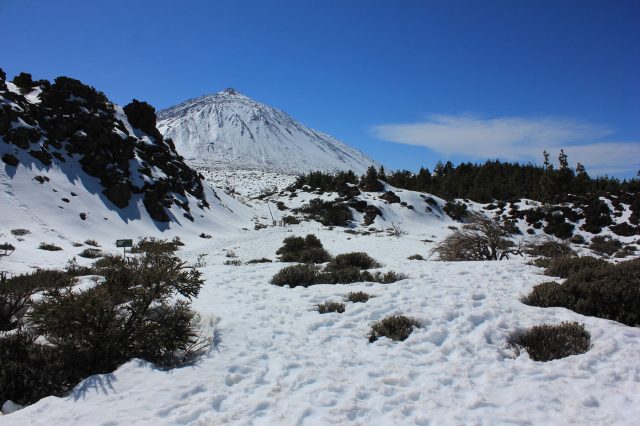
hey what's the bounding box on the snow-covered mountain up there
[157,89,379,175]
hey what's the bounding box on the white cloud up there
[371,114,639,175]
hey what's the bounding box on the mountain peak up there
[157,92,379,175]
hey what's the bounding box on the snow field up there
[4,223,640,425]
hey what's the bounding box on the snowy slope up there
[157,89,379,175]
[2,218,640,425]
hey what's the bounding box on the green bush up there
[347,291,370,303]
[523,258,640,326]
[0,251,206,406]
[325,252,380,271]
[369,315,420,342]
[0,270,72,331]
[0,332,70,406]
[317,302,345,314]
[276,234,331,263]
[508,322,591,361]
[544,256,608,278]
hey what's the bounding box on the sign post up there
[115,239,133,259]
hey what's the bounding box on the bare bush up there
[431,212,522,261]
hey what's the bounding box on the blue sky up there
[1,0,638,177]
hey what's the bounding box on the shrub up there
[270,264,320,287]
[508,322,591,361]
[524,237,575,258]
[1,243,15,255]
[276,234,331,263]
[317,302,345,314]
[0,250,207,406]
[431,212,521,261]
[246,258,272,264]
[523,258,640,326]
[38,242,62,251]
[1,270,73,331]
[298,198,353,226]
[11,229,30,236]
[325,252,380,271]
[521,281,573,308]
[224,259,242,266]
[569,234,586,244]
[589,235,622,256]
[0,332,70,406]
[12,72,35,93]
[199,233,212,239]
[369,315,420,342]
[78,248,103,259]
[84,239,100,247]
[408,254,424,260]
[443,201,468,222]
[544,256,608,278]
[347,291,370,303]
[92,253,123,269]
[282,215,300,225]
[130,237,181,254]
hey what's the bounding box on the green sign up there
[115,239,133,248]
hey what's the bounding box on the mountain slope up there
[0,71,253,262]
[157,89,378,175]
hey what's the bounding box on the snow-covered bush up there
[369,315,420,343]
[508,322,591,361]
[130,237,183,254]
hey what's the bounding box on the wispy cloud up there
[371,114,639,175]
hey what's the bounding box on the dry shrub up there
[317,302,345,314]
[508,322,591,361]
[38,242,62,251]
[589,235,622,256]
[369,315,420,342]
[431,212,521,261]
[347,291,370,303]
[544,256,608,278]
[523,258,640,326]
[325,252,379,271]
